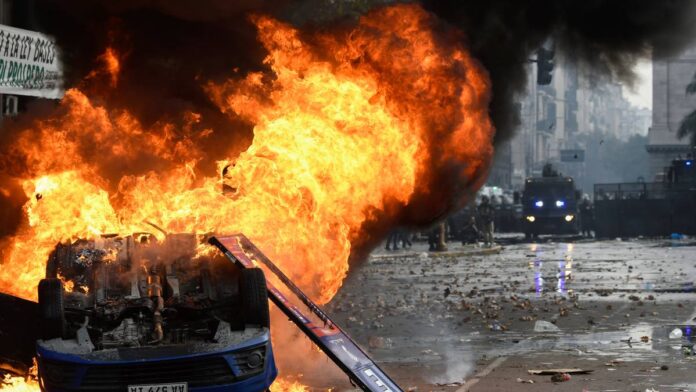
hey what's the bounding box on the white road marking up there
[455,356,507,392]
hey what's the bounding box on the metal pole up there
[437,222,447,251]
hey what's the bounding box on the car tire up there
[240,268,270,328]
[46,244,71,279]
[38,278,65,340]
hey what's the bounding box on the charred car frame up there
[36,232,276,392]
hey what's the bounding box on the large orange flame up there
[0,4,493,391]
[0,359,39,392]
[270,378,310,392]
[0,4,493,304]
[0,375,39,392]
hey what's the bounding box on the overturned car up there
[36,232,276,392]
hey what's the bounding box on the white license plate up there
[127,383,188,392]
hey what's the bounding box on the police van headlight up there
[534,200,544,208]
[526,216,536,222]
[556,200,565,207]
[564,215,575,222]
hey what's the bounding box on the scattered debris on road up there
[550,373,572,382]
[528,368,592,375]
[533,320,561,332]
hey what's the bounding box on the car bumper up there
[522,216,579,234]
[37,333,277,392]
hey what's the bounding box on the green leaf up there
[687,71,696,95]
[677,109,696,146]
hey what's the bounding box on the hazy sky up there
[622,59,652,110]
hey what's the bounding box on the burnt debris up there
[39,232,267,356]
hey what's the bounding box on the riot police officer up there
[478,196,495,247]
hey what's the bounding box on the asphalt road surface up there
[4,235,695,391]
[316,235,696,391]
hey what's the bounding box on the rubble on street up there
[321,236,696,391]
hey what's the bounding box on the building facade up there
[646,45,696,178]
[502,53,653,190]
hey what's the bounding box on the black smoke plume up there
[32,0,289,146]
[421,0,696,142]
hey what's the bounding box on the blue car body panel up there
[37,331,277,392]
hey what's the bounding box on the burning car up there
[35,232,276,392]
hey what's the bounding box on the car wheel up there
[240,268,270,328]
[46,244,70,279]
[38,278,65,340]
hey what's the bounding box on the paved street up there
[310,236,696,391]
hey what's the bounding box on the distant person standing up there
[385,229,399,251]
[427,226,438,251]
[398,228,412,249]
[478,196,495,247]
[579,195,594,238]
[459,215,480,245]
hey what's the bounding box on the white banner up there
[0,24,63,99]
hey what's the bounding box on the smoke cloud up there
[26,0,696,173]
[421,0,696,143]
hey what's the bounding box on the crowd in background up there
[384,187,595,252]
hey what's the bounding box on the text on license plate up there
[127,382,187,392]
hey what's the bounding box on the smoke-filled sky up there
[420,0,696,141]
[623,59,652,110]
[25,0,696,142]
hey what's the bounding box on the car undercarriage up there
[39,232,269,355]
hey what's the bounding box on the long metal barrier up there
[209,234,402,392]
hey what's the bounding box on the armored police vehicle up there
[522,172,580,239]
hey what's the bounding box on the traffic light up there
[536,47,554,85]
